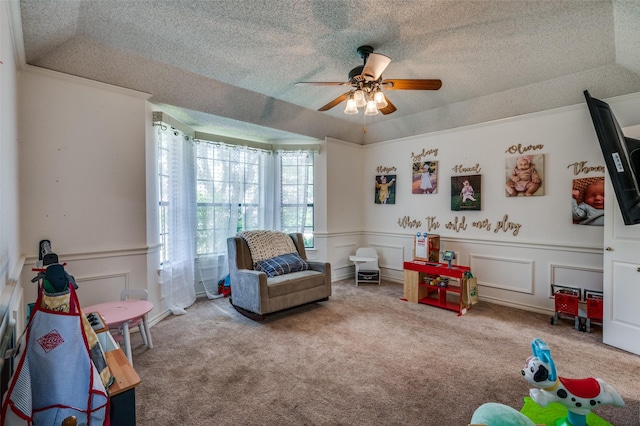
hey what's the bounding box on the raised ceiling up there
[13,0,640,144]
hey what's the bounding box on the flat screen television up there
[583,90,640,225]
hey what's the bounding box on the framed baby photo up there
[505,154,545,197]
[412,161,438,194]
[451,174,481,211]
[375,174,396,204]
[571,177,604,225]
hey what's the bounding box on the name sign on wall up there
[505,143,544,154]
[376,166,397,173]
[410,148,438,162]
[567,161,605,175]
[452,163,481,173]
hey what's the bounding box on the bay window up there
[154,114,315,308]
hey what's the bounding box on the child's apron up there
[1,284,109,425]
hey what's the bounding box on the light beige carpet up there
[131,280,640,425]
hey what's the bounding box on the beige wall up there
[18,71,149,252]
[0,0,20,278]
[325,138,364,234]
[0,0,24,346]
[0,1,19,264]
[17,70,161,320]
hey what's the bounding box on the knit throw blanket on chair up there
[239,230,298,263]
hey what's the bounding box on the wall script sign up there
[397,216,422,228]
[398,214,522,236]
[567,161,605,176]
[452,163,481,174]
[410,148,439,162]
[376,166,397,173]
[505,143,544,155]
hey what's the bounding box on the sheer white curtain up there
[158,128,197,315]
[287,150,312,235]
[275,150,314,241]
[156,126,313,304]
[194,143,274,299]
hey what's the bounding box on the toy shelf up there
[418,284,461,312]
[403,261,472,315]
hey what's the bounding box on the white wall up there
[319,138,365,279]
[17,69,161,320]
[325,138,365,234]
[0,0,20,268]
[0,0,20,283]
[363,105,610,244]
[0,0,24,354]
[144,102,162,311]
[353,93,640,313]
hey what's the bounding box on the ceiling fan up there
[295,45,442,116]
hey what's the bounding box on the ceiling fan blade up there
[318,92,351,111]
[381,79,442,90]
[361,53,391,81]
[379,95,397,115]
[295,82,349,86]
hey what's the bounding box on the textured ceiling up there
[13,0,640,144]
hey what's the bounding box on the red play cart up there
[550,284,582,330]
[584,289,604,333]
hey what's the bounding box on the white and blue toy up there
[521,338,624,426]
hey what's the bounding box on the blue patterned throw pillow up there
[254,252,310,277]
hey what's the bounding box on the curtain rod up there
[152,111,320,152]
[152,111,194,137]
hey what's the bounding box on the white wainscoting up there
[19,245,160,324]
[470,254,535,294]
[549,264,603,296]
[332,241,358,280]
[1,257,26,385]
[75,272,129,307]
[282,232,606,313]
[368,243,404,273]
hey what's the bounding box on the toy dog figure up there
[521,338,624,426]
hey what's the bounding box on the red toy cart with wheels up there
[584,289,603,333]
[550,284,581,330]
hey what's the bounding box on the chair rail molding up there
[23,244,159,265]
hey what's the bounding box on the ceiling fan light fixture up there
[354,89,366,108]
[344,96,358,114]
[364,99,379,116]
[374,90,388,108]
[297,46,441,116]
